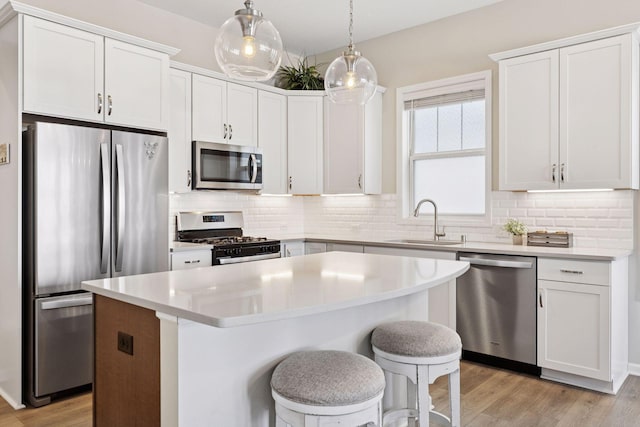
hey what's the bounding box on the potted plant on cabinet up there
[276,56,324,90]
[503,218,527,245]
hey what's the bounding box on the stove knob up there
[235,248,242,255]
[225,249,232,256]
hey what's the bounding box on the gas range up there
[176,211,281,265]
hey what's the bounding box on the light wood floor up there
[1,362,639,426]
[0,392,91,427]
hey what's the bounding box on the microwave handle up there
[250,154,257,183]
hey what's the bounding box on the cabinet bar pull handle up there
[560,269,583,274]
[539,293,543,308]
[223,124,228,139]
[289,176,292,190]
[187,170,192,188]
[551,164,556,183]
[97,93,103,114]
[229,124,233,140]
[358,174,362,189]
[107,95,113,116]
[560,163,565,182]
[185,260,200,264]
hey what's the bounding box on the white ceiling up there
[139,0,505,55]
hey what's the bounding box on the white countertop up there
[170,241,213,252]
[280,235,631,261]
[82,252,469,327]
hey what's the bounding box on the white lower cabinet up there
[537,257,628,393]
[171,250,212,270]
[281,241,305,258]
[538,279,610,381]
[305,242,327,255]
[364,246,456,329]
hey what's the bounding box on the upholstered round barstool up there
[371,321,462,427]
[271,350,385,427]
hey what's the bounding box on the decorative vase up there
[512,235,523,245]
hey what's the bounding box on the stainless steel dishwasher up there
[456,252,538,374]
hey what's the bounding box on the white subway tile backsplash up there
[169,189,633,251]
[303,190,634,250]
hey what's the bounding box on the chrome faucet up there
[413,198,446,241]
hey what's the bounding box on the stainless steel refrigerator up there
[23,121,169,406]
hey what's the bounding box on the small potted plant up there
[503,218,527,245]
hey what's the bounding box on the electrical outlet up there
[117,331,134,355]
[0,143,9,165]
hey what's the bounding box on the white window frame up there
[396,70,493,226]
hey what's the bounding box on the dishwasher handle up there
[459,256,533,269]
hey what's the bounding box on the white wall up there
[0,15,21,409]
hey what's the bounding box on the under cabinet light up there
[527,189,614,193]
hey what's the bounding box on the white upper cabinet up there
[559,35,636,189]
[104,39,169,130]
[324,91,382,194]
[169,68,192,193]
[227,83,257,146]
[192,74,226,143]
[23,15,104,122]
[192,75,257,146]
[22,16,170,131]
[499,50,559,191]
[498,32,639,190]
[287,95,324,195]
[258,90,287,194]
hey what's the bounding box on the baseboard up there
[0,385,25,410]
[628,363,640,376]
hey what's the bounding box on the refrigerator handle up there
[115,144,126,272]
[100,143,110,274]
[41,295,94,310]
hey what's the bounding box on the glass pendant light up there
[214,0,283,82]
[324,0,377,105]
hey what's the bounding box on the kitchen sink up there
[386,239,462,246]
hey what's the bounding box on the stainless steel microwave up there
[192,141,263,190]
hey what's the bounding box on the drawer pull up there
[185,260,201,264]
[560,269,583,274]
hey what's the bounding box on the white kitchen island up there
[82,251,469,427]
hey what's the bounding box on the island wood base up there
[94,294,160,426]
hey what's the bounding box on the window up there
[397,71,492,223]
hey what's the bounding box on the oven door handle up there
[218,252,281,265]
[459,257,533,269]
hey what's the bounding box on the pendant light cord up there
[348,0,354,49]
